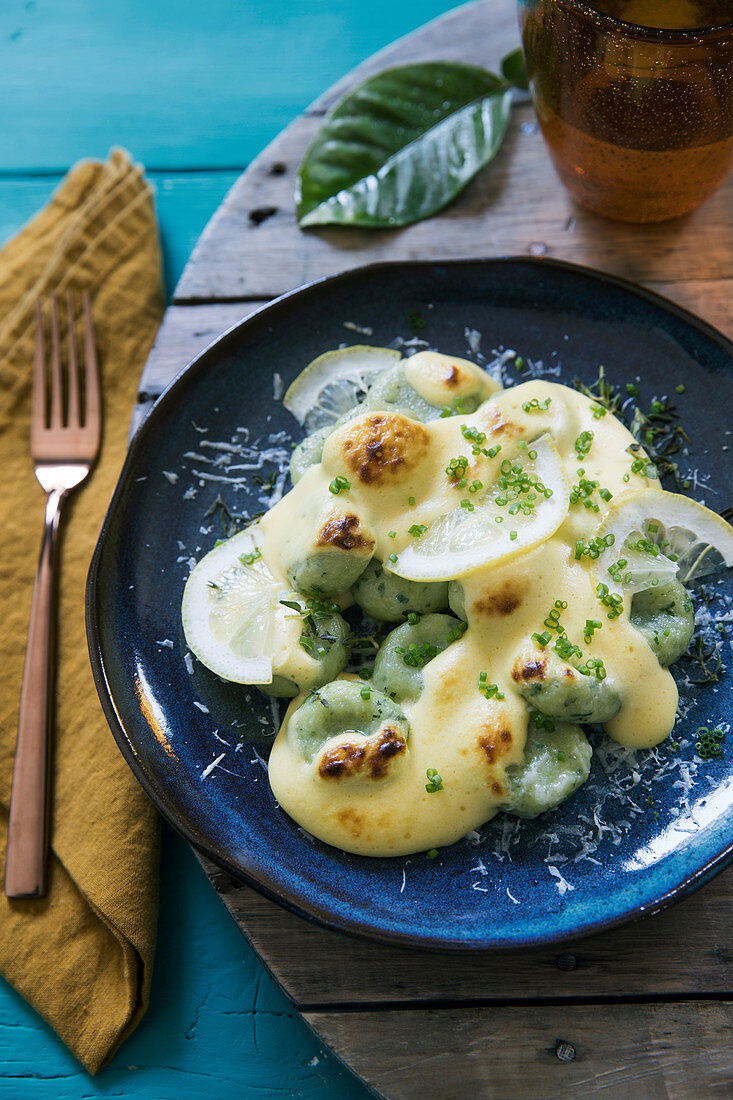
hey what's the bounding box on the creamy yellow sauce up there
[263,369,679,857]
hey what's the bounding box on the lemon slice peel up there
[283,346,401,432]
[390,434,570,582]
[592,488,733,591]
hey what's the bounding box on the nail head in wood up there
[555,1041,576,1063]
[555,953,577,971]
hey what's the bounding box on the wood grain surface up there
[306,1002,733,1099]
[136,1,733,1096]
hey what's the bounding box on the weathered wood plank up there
[305,1002,733,1099]
[137,302,267,396]
[201,857,733,1005]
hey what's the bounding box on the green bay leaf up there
[297,62,512,229]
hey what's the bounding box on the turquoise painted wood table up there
[0,2,454,1095]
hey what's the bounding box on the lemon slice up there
[391,435,569,581]
[284,346,401,433]
[182,527,289,683]
[593,488,733,589]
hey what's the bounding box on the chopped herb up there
[626,382,639,397]
[396,641,443,667]
[515,355,525,370]
[486,445,501,458]
[445,620,468,644]
[522,396,552,412]
[510,530,518,540]
[577,656,607,680]
[596,581,623,619]
[477,673,505,701]
[569,476,601,512]
[574,430,594,460]
[468,479,483,494]
[279,599,303,613]
[408,523,427,537]
[461,424,487,445]
[695,726,725,759]
[574,365,622,414]
[407,611,421,625]
[530,708,555,732]
[532,630,552,648]
[590,403,607,419]
[328,475,351,495]
[584,619,603,643]
[574,534,615,560]
[388,530,396,538]
[425,768,444,793]
[439,396,467,418]
[358,668,373,680]
[554,635,583,662]
[239,548,262,565]
[427,848,439,859]
[446,455,470,480]
[204,493,243,538]
[407,307,426,332]
[360,685,371,700]
[408,496,416,506]
[388,553,398,564]
[676,384,686,394]
[543,599,568,634]
[460,498,475,511]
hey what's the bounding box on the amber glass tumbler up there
[518,1,733,221]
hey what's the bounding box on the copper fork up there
[5,292,101,898]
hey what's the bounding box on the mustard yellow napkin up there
[0,149,164,1073]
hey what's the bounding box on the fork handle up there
[5,489,64,898]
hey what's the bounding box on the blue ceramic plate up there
[87,258,733,950]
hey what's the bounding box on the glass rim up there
[554,0,733,40]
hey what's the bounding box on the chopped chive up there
[425,768,444,793]
[522,397,551,413]
[328,475,351,495]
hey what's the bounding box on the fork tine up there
[82,292,101,440]
[66,291,80,429]
[32,299,46,432]
[49,296,63,429]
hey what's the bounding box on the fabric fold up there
[0,148,164,1074]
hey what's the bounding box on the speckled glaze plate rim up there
[87,256,733,952]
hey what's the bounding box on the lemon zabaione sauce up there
[261,374,678,857]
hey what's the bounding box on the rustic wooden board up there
[137,1,733,1096]
[306,1002,733,1099]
